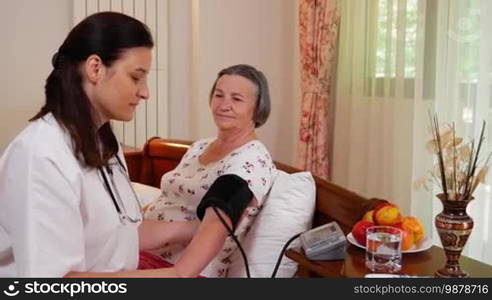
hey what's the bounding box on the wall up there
[0,0,72,153]
[1,0,300,165]
[189,0,301,165]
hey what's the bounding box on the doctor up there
[0,12,193,277]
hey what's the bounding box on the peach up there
[394,223,415,251]
[401,216,425,243]
[351,220,374,246]
[373,202,390,212]
[374,203,402,226]
[362,210,375,223]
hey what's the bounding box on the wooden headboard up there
[124,137,386,234]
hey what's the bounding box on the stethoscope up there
[99,155,143,225]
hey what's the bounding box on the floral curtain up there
[297,0,340,180]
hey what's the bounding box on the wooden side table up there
[286,245,492,278]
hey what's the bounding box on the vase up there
[434,193,474,278]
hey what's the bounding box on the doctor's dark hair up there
[209,64,271,128]
[31,12,153,167]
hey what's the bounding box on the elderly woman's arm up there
[172,196,257,278]
[65,206,246,278]
[66,212,228,278]
[65,212,225,278]
[138,219,200,251]
[171,207,233,277]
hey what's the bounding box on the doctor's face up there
[91,47,152,123]
[210,75,257,132]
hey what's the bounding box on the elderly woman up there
[142,64,277,277]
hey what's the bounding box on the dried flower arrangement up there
[414,113,491,201]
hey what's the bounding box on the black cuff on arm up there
[196,174,254,230]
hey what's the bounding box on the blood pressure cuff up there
[196,174,253,230]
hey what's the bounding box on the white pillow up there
[131,182,162,207]
[227,170,316,278]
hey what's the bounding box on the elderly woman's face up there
[210,74,257,132]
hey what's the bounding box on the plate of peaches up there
[347,203,433,253]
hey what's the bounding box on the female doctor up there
[0,12,194,277]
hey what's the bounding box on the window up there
[367,0,437,99]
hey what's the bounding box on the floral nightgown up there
[144,138,277,277]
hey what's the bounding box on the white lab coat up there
[0,113,140,277]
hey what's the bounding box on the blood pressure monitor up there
[300,221,347,260]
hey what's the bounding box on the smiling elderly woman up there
[141,64,277,277]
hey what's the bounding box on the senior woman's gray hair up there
[209,64,271,128]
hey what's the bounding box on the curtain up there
[432,0,492,264]
[334,0,492,265]
[297,0,340,180]
[334,0,430,220]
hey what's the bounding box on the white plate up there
[346,232,432,253]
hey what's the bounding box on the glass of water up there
[365,226,402,273]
